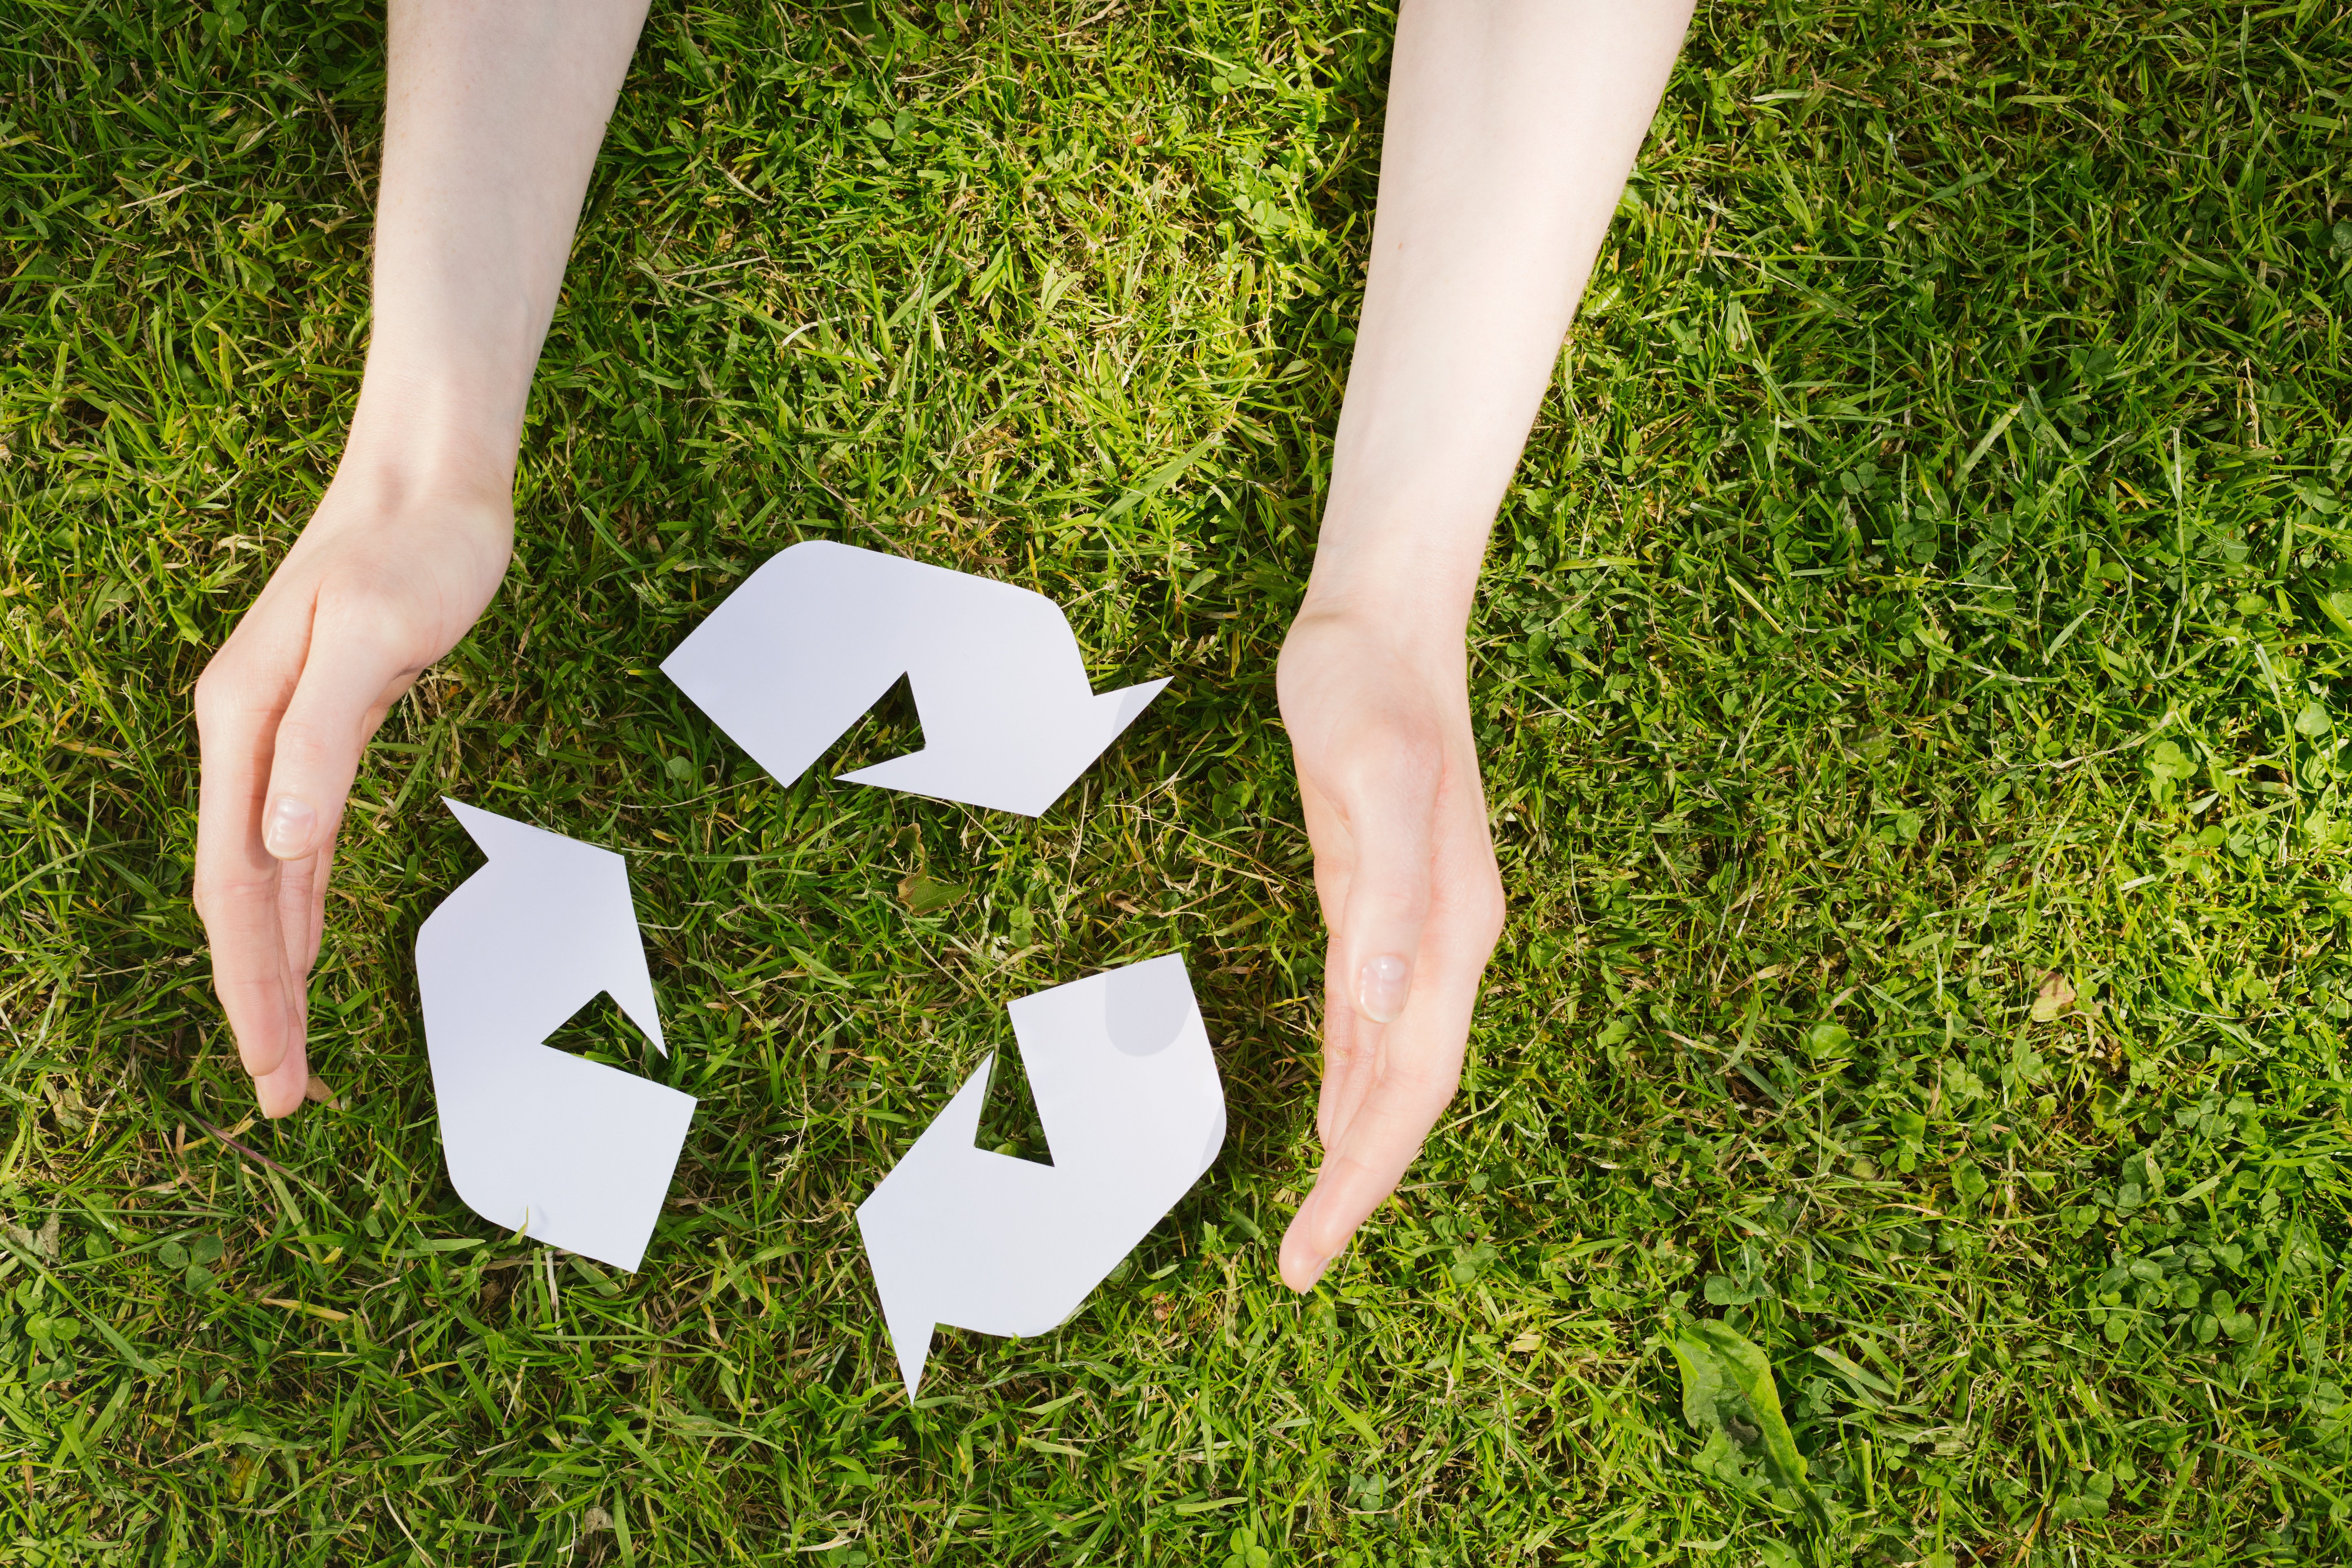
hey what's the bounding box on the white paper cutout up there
[661,540,1168,815]
[855,953,1226,1394]
[414,800,697,1272]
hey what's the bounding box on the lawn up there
[5,0,2352,1562]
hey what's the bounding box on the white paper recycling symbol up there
[415,544,1222,1363]
[414,800,695,1272]
[856,953,1226,1394]
[660,540,1167,814]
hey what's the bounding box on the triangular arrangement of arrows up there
[659,540,1167,815]
[414,543,1222,1383]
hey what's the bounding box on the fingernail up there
[1284,1194,1327,1290]
[1286,1224,1334,1289]
[1356,954,1411,1023]
[263,795,317,859]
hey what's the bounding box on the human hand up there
[1274,601,1506,1291]
[194,470,511,1118]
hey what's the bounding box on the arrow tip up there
[883,1296,938,1399]
[432,799,667,1055]
[855,1055,998,1396]
[1100,677,1170,734]
[859,1204,942,1396]
[835,677,1173,815]
[441,796,517,854]
[440,797,607,869]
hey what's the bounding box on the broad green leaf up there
[1669,1318,1828,1528]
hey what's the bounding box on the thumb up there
[258,615,419,863]
[1332,734,1442,1031]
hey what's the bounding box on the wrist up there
[1286,588,1471,686]
[1298,513,1488,653]
[330,368,525,522]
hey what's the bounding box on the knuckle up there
[1441,851,1508,946]
[1323,1030,1366,1073]
[1389,1054,1463,1108]
[192,866,273,925]
[1469,882,1508,946]
[192,655,260,729]
[269,712,349,769]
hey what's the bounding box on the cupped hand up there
[1274,602,1506,1291]
[193,470,512,1118]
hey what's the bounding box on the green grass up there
[5,0,2352,1561]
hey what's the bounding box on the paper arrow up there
[413,800,697,1272]
[855,953,1225,1393]
[660,540,1168,815]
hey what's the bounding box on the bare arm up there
[1276,0,1694,1289]
[194,0,648,1117]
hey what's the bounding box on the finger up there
[1330,730,1442,1031]
[279,818,341,984]
[247,821,339,1122]
[1316,996,1376,1149]
[1280,1043,1461,1292]
[1316,734,1442,1151]
[1283,804,1502,1292]
[203,879,303,1086]
[258,611,419,863]
[194,629,311,1085]
[1298,773,1379,1146]
[252,1028,310,1120]
[1295,766,1355,930]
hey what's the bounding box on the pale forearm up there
[1305,0,1694,640]
[343,0,649,502]
[189,0,650,1120]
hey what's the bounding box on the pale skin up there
[1271,0,1695,1288]
[193,0,1695,1287]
